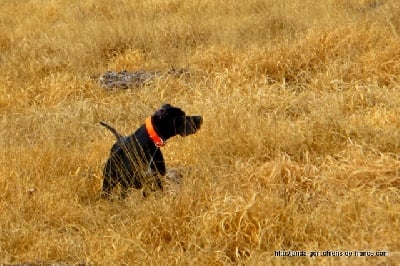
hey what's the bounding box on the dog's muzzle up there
[181,116,203,136]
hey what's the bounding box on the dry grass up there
[1,0,400,264]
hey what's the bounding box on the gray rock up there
[98,67,189,89]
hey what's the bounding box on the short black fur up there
[100,104,202,199]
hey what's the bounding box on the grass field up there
[1,0,400,264]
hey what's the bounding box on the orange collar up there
[145,117,165,147]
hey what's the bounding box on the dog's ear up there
[154,104,171,119]
[160,103,172,109]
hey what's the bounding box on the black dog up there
[100,104,202,199]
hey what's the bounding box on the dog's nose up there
[181,116,203,136]
[193,116,203,128]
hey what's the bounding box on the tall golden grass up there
[1,0,400,264]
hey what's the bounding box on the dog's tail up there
[99,121,124,140]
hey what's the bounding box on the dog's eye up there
[174,115,183,123]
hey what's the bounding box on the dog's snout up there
[192,116,203,129]
[181,115,202,136]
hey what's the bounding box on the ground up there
[0,0,400,264]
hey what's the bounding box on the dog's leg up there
[101,160,118,199]
[150,150,166,176]
[152,153,165,191]
[101,176,115,199]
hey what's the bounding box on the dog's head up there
[151,104,202,140]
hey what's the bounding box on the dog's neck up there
[145,117,165,147]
